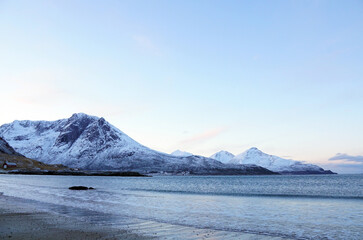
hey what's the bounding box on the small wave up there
[127,188,363,200]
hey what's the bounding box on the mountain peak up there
[70,113,98,120]
[171,150,193,157]
[235,147,267,160]
[247,147,261,152]
[210,150,235,164]
[230,148,333,174]
[214,150,235,156]
[225,150,233,154]
[243,147,265,156]
[54,114,103,148]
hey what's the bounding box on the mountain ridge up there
[210,147,335,174]
[0,113,275,175]
[0,137,23,156]
[210,150,235,164]
[171,150,193,157]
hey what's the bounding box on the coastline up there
[0,169,149,177]
[0,195,152,240]
[0,193,286,240]
[2,174,360,240]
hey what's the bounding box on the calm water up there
[0,174,362,239]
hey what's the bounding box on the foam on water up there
[0,174,362,239]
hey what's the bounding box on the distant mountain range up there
[0,113,275,175]
[209,147,335,174]
[169,147,334,174]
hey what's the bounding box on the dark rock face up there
[0,137,23,156]
[54,114,96,148]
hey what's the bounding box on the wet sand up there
[0,196,151,240]
[0,195,286,240]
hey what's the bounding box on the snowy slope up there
[0,114,275,175]
[171,150,193,157]
[0,137,22,156]
[210,151,235,164]
[228,147,334,174]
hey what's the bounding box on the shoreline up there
[0,170,149,177]
[0,195,152,240]
[0,194,286,240]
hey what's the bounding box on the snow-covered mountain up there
[0,137,22,156]
[171,150,193,157]
[210,151,235,164]
[223,147,334,174]
[0,113,275,175]
[0,137,69,171]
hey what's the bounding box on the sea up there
[0,174,362,239]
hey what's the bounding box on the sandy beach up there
[0,194,277,240]
[1,174,361,240]
[0,195,151,240]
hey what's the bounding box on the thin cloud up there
[180,127,227,146]
[329,153,363,163]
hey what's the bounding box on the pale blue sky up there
[1,0,362,173]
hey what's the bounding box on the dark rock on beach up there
[69,186,94,190]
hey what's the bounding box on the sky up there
[0,0,362,173]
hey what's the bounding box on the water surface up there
[0,174,362,239]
